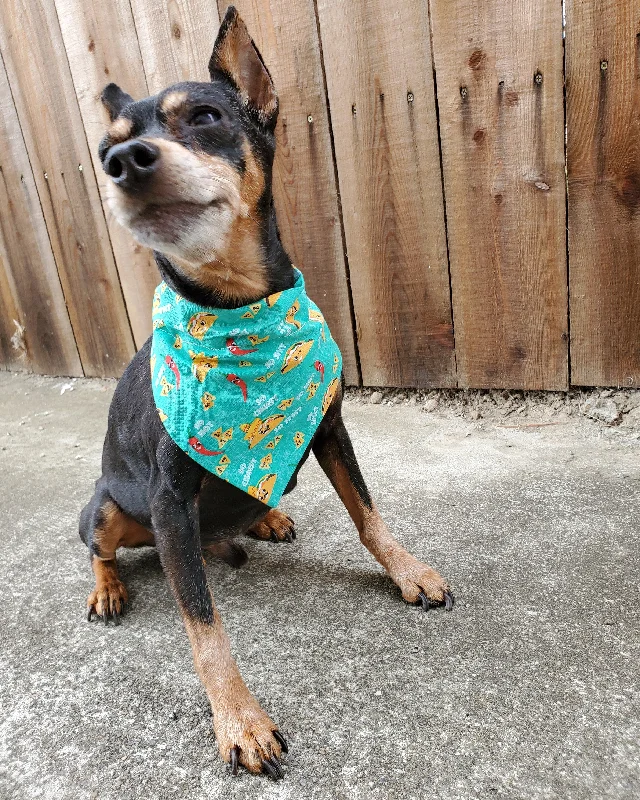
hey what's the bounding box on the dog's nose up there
[104,139,159,190]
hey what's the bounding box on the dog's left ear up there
[209,6,278,130]
[101,83,134,121]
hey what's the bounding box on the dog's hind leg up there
[81,481,152,622]
[312,393,454,612]
[247,509,296,542]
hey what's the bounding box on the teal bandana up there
[150,269,342,507]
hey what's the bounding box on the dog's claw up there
[417,591,430,612]
[261,758,281,780]
[273,730,288,753]
[270,530,279,543]
[284,531,293,543]
[444,590,455,611]
[261,757,284,780]
[230,746,239,776]
[270,756,285,779]
[87,608,93,622]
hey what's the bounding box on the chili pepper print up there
[188,437,223,456]
[165,355,181,388]
[314,360,325,383]
[226,373,248,401]
[226,337,258,356]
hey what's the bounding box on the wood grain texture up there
[130,0,220,92]
[54,0,159,349]
[430,0,568,389]
[0,52,81,375]
[315,0,456,388]
[566,1,640,387]
[0,0,135,377]
[221,0,359,383]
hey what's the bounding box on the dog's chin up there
[114,199,238,266]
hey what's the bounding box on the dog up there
[80,6,453,780]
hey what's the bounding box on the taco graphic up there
[187,312,217,340]
[321,377,340,415]
[281,340,314,374]
[239,414,285,449]
[248,473,277,503]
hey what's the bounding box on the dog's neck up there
[154,204,296,310]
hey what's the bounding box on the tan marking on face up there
[107,117,133,144]
[161,90,188,117]
[171,138,269,302]
[240,139,265,209]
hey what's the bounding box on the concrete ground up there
[0,371,638,800]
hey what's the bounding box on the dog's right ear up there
[209,6,278,130]
[101,83,134,121]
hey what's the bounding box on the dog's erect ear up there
[209,6,278,130]
[101,83,134,122]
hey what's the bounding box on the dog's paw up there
[215,702,288,779]
[247,509,296,543]
[390,553,454,612]
[87,579,128,623]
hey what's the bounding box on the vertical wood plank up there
[219,0,359,383]
[315,0,456,388]
[0,52,82,375]
[129,0,220,92]
[430,0,568,389]
[566,1,640,387]
[54,0,159,349]
[0,0,135,377]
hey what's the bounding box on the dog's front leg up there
[150,473,287,778]
[313,399,454,611]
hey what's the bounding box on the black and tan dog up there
[80,6,453,780]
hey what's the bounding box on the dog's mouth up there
[131,198,223,229]
[107,194,220,243]
[107,184,243,266]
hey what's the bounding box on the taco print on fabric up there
[150,268,342,508]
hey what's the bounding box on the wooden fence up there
[0,0,638,389]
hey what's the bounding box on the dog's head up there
[98,6,277,291]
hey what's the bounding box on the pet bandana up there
[150,268,342,507]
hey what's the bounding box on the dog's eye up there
[189,108,222,127]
